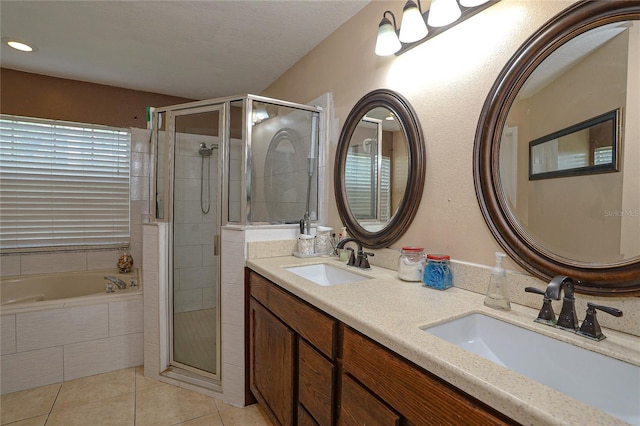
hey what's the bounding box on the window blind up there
[345,152,390,222]
[594,146,613,165]
[0,115,131,251]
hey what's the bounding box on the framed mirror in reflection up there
[335,89,425,248]
[474,1,640,293]
[528,109,620,180]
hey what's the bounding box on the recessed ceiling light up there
[2,37,37,52]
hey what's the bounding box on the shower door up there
[169,105,223,380]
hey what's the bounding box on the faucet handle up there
[525,287,556,325]
[345,248,356,266]
[357,251,374,269]
[578,302,623,341]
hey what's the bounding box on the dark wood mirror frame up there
[335,89,425,248]
[473,0,640,295]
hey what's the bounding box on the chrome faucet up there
[336,237,374,269]
[104,275,127,290]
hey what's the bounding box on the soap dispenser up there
[484,252,511,310]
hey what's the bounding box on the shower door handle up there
[214,234,220,256]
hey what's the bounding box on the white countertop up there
[247,255,640,426]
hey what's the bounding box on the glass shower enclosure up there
[152,95,320,385]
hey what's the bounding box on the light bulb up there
[399,1,428,43]
[427,0,462,27]
[460,0,489,7]
[375,14,401,56]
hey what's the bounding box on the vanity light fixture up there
[2,37,37,52]
[375,0,499,56]
[399,1,428,43]
[459,0,490,7]
[427,0,461,27]
[375,11,402,56]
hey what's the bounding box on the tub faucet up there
[545,275,578,331]
[104,275,127,290]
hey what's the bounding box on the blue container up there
[423,254,453,290]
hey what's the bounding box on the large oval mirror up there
[474,0,640,294]
[335,89,425,248]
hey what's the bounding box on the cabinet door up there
[342,327,512,425]
[250,298,295,426]
[298,340,334,425]
[340,374,400,426]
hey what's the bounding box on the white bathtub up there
[1,269,141,309]
[0,268,144,394]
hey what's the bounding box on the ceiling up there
[0,1,369,100]
[518,22,628,99]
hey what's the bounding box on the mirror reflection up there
[346,107,408,232]
[499,20,639,264]
[529,109,619,179]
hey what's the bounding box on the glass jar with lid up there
[423,254,453,290]
[397,247,425,281]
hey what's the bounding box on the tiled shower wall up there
[173,133,218,313]
[0,127,152,277]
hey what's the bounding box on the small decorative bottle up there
[484,252,511,310]
[117,248,134,273]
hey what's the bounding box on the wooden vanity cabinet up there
[249,300,295,425]
[341,327,514,426]
[247,269,517,426]
[339,374,400,426]
[248,270,337,426]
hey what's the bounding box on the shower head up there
[199,142,213,157]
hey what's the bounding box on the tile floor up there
[0,366,272,426]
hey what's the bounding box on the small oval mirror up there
[335,89,425,248]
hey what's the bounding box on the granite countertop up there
[246,255,640,426]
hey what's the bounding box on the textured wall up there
[261,0,578,271]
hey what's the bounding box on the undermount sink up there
[285,263,371,286]
[423,313,640,425]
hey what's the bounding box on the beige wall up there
[621,22,640,258]
[262,0,577,270]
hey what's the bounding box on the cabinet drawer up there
[342,327,513,425]
[249,270,337,358]
[340,374,400,426]
[298,340,334,426]
[298,404,319,426]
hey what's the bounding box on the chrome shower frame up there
[149,94,322,390]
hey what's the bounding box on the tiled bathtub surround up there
[1,294,143,394]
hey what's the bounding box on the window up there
[345,152,391,222]
[0,115,131,252]
[594,146,613,165]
